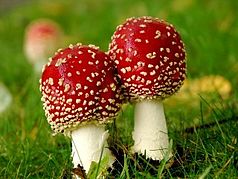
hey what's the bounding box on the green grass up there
[0,0,238,178]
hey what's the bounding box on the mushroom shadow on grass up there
[40,44,123,177]
[109,16,187,161]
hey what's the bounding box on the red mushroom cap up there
[40,44,122,133]
[109,16,186,101]
[24,19,63,64]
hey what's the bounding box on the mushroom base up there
[132,100,170,160]
[33,59,48,74]
[71,123,115,175]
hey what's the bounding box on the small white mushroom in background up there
[40,44,123,177]
[0,83,12,114]
[24,19,63,74]
[109,16,187,161]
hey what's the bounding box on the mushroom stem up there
[34,59,47,74]
[71,123,115,174]
[132,100,170,160]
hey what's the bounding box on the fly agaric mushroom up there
[40,44,122,175]
[24,19,63,74]
[109,16,186,160]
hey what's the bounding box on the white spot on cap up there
[137,61,145,68]
[103,88,108,93]
[146,80,152,85]
[146,52,156,59]
[55,58,67,67]
[131,75,136,80]
[90,90,94,95]
[86,77,93,82]
[104,61,108,66]
[172,41,176,45]
[67,72,72,77]
[91,73,95,78]
[83,100,87,106]
[65,107,71,112]
[108,99,115,103]
[121,34,126,39]
[116,49,122,54]
[96,81,101,86]
[150,70,156,76]
[48,78,54,85]
[166,26,171,30]
[66,98,73,104]
[129,33,134,37]
[124,57,131,62]
[58,78,64,86]
[140,72,147,76]
[69,44,74,49]
[110,83,116,91]
[121,68,126,74]
[76,83,81,90]
[64,84,70,92]
[133,50,138,56]
[125,66,131,72]
[88,101,94,106]
[139,24,146,28]
[164,56,169,62]
[88,61,94,65]
[136,76,142,81]
[154,30,161,39]
[101,98,106,103]
[88,44,99,50]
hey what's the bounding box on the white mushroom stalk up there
[133,100,169,160]
[71,123,114,173]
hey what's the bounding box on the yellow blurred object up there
[165,75,232,106]
[171,0,194,12]
[191,75,232,99]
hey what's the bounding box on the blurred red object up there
[24,19,63,73]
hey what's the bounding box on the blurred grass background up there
[0,0,238,178]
